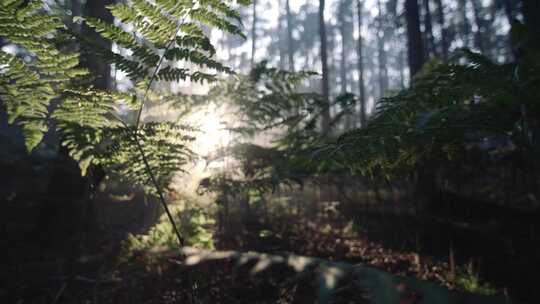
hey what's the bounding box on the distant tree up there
[422,0,436,58]
[70,0,82,33]
[356,0,367,126]
[458,0,471,48]
[286,0,295,71]
[251,0,258,67]
[377,0,388,96]
[319,0,331,134]
[434,0,449,61]
[277,0,284,69]
[470,0,486,54]
[405,0,425,79]
[81,0,114,90]
[502,0,517,23]
[338,0,349,94]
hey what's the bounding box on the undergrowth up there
[122,198,215,265]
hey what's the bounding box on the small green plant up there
[444,262,497,296]
[122,199,214,264]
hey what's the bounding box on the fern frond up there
[0,1,87,151]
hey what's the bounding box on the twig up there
[51,283,67,304]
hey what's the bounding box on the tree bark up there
[458,0,471,48]
[70,0,82,33]
[251,0,258,68]
[405,0,425,80]
[81,0,114,90]
[356,0,367,127]
[422,0,436,58]
[398,43,406,89]
[470,0,486,54]
[503,0,516,24]
[278,0,286,70]
[286,0,295,72]
[339,0,348,94]
[319,0,331,134]
[434,0,449,61]
[377,0,388,97]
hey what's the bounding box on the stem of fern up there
[132,132,185,246]
[131,18,188,248]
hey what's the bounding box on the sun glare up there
[192,104,231,156]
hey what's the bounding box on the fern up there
[329,48,540,176]
[1,0,248,229]
[0,0,87,151]
[77,0,243,84]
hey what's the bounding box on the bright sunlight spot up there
[193,104,231,156]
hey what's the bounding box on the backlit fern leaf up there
[79,0,243,85]
[0,0,86,151]
[1,0,246,200]
[99,123,197,195]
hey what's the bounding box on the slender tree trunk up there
[377,0,388,97]
[37,0,112,254]
[251,0,258,68]
[286,0,295,71]
[405,0,425,80]
[278,0,286,70]
[79,0,113,243]
[319,0,331,134]
[470,0,486,54]
[70,0,82,33]
[81,0,114,90]
[458,0,471,48]
[398,42,406,89]
[434,0,449,61]
[422,0,436,58]
[339,1,353,129]
[503,0,516,24]
[339,0,348,94]
[356,0,367,127]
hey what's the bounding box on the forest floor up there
[0,194,522,304]
[5,212,515,304]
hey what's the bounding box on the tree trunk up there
[470,0,486,54]
[70,0,82,33]
[377,0,388,97]
[405,0,425,80]
[81,0,114,90]
[340,0,353,129]
[339,0,348,94]
[434,0,449,61]
[422,0,436,58]
[38,0,114,245]
[319,0,331,134]
[278,0,286,70]
[458,0,471,48]
[503,0,516,24]
[398,44,406,89]
[356,0,367,127]
[251,0,258,68]
[286,0,295,72]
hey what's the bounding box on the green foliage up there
[123,201,215,263]
[196,63,357,198]
[1,0,246,197]
[443,262,497,296]
[76,0,244,83]
[328,48,540,176]
[0,0,87,151]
